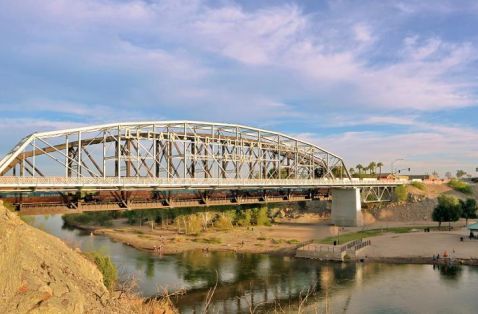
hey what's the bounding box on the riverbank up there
[356,231,478,266]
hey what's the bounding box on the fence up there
[296,238,372,261]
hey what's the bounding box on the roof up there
[408,174,431,179]
[467,223,478,230]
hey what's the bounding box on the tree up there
[459,198,477,226]
[252,206,271,226]
[432,170,439,177]
[456,170,467,178]
[432,195,462,229]
[394,185,408,202]
[146,210,157,231]
[368,162,377,174]
[236,209,252,227]
[445,172,452,179]
[331,165,345,178]
[349,167,355,175]
[377,162,383,175]
[356,164,364,176]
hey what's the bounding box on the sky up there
[0,0,477,176]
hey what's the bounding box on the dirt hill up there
[0,200,174,314]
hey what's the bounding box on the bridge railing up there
[0,176,408,188]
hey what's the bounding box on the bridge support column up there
[331,188,363,227]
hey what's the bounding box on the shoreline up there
[63,220,478,267]
[360,256,478,266]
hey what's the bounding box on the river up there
[28,215,478,313]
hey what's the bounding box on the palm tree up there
[356,164,364,176]
[349,167,355,174]
[368,162,377,174]
[377,162,383,175]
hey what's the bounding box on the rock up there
[38,285,53,297]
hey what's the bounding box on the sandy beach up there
[356,229,478,265]
[91,218,338,255]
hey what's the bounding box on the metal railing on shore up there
[296,238,372,261]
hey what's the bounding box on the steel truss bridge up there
[0,121,403,214]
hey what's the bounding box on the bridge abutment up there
[331,188,363,227]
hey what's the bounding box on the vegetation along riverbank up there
[60,182,478,266]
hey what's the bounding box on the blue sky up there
[0,0,477,175]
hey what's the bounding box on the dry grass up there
[114,270,181,314]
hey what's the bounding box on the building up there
[377,173,409,180]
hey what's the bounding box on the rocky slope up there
[364,183,477,223]
[0,200,174,314]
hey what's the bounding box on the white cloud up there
[0,0,477,172]
[353,23,374,44]
[2,0,476,113]
[297,124,478,175]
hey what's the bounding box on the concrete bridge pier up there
[331,188,363,227]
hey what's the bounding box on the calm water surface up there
[28,215,478,313]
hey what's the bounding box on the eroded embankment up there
[0,201,175,314]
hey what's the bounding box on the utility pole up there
[391,158,404,177]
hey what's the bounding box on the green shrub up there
[20,215,34,224]
[123,211,138,225]
[394,185,408,202]
[85,251,117,291]
[448,179,472,194]
[235,209,252,226]
[411,181,426,191]
[432,194,462,228]
[252,206,271,226]
[63,211,113,227]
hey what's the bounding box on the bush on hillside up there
[411,181,426,191]
[393,185,408,202]
[85,251,117,291]
[448,179,472,194]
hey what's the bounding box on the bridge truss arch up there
[0,121,351,185]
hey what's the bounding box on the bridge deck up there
[0,177,406,192]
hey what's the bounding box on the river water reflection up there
[29,215,478,313]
